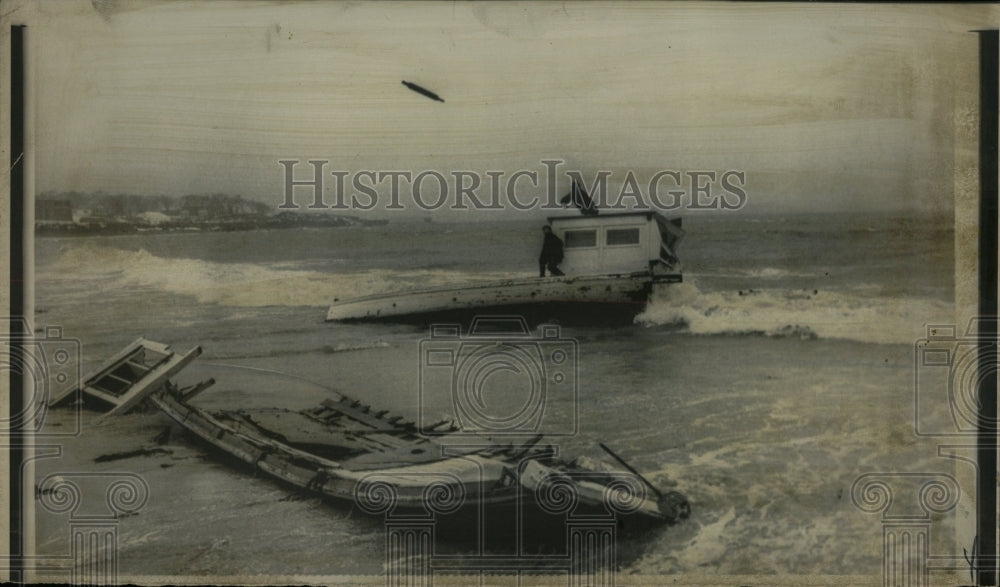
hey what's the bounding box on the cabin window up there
[606,228,641,246]
[564,229,597,248]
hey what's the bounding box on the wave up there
[322,341,392,354]
[744,267,807,279]
[44,243,522,308]
[636,279,953,345]
[693,267,818,279]
[42,243,953,345]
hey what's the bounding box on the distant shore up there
[35,213,388,237]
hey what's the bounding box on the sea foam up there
[636,279,953,345]
[46,243,522,308]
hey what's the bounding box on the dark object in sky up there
[560,179,600,216]
[401,80,445,103]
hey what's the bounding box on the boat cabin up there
[547,211,684,278]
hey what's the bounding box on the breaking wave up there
[43,243,953,345]
[44,243,520,308]
[700,267,817,279]
[636,279,953,345]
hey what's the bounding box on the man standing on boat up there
[539,226,565,277]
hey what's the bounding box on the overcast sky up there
[21,2,996,215]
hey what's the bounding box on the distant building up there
[36,199,73,223]
[180,194,269,218]
[180,195,215,218]
[138,211,172,226]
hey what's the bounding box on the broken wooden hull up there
[149,390,688,527]
[62,337,690,532]
[150,391,515,512]
[325,272,681,323]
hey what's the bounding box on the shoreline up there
[35,216,390,238]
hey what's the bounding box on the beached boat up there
[68,339,691,527]
[326,212,684,323]
[149,388,690,525]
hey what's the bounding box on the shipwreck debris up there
[53,337,691,528]
[48,337,202,418]
[94,447,172,463]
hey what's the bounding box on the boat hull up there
[149,390,687,533]
[62,338,690,552]
[326,273,680,324]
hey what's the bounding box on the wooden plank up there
[319,398,410,431]
[85,382,117,396]
[179,378,215,402]
[121,358,160,380]
[235,410,392,454]
[124,359,151,372]
[103,372,136,387]
[149,393,344,471]
[99,345,202,418]
[340,442,445,470]
[81,385,122,407]
[137,339,173,355]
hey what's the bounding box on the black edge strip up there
[9,24,26,584]
[977,28,999,587]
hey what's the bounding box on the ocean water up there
[32,212,960,580]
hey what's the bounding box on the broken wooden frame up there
[47,337,208,417]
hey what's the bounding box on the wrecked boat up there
[54,338,691,527]
[325,212,685,324]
